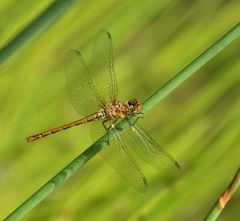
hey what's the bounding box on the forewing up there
[127,122,181,178]
[90,30,118,104]
[64,50,105,116]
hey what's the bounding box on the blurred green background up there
[0,0,239,220]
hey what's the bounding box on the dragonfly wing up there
[90,30,118,104]
[90,120,147,192]
[64,50,105,116]
[127,122,181,178]
[89,119,107,143]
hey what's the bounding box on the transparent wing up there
[127,121,181,178]
[89,119,106,143]
[64,49,105,116]
[90,30,118,104]
[90,120,148,192]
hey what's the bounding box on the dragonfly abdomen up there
[26,112,103,142]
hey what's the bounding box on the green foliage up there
[0,1,239,221]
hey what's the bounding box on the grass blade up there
[203,167,240,221]
[3,23,240,221]
[0,0,77,65]
[143,23,240,111]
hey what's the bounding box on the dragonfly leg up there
[136,113,144,118]
[127,113,144,126]
[126,118,133,127]
[102,120,112,144]
[102,120,110,131]
[102,119,119,144]
[128,112,144,118]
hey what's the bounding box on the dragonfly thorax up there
[104,102,129,119]
[103,98,142,119]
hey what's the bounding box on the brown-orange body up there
[26,98,142,142]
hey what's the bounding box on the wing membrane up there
[90,30,118,103]
[90,120,148,192]
[64,50,105,116]
[128,122,181,178]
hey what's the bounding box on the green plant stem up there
[143,23,240,112]
[4,141,105,221]
[0,0,77,65]
[203,167,240,221]
[4,23,240,221]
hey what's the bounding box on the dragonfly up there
[26,30,181,192]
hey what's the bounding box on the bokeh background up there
[0,0,239,220]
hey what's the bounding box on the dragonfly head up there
[128,98,142,114]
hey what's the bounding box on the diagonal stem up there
[203,167,240,221]
[0,0,77,65]
[142,22,240,112]
[4,22,240,221]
